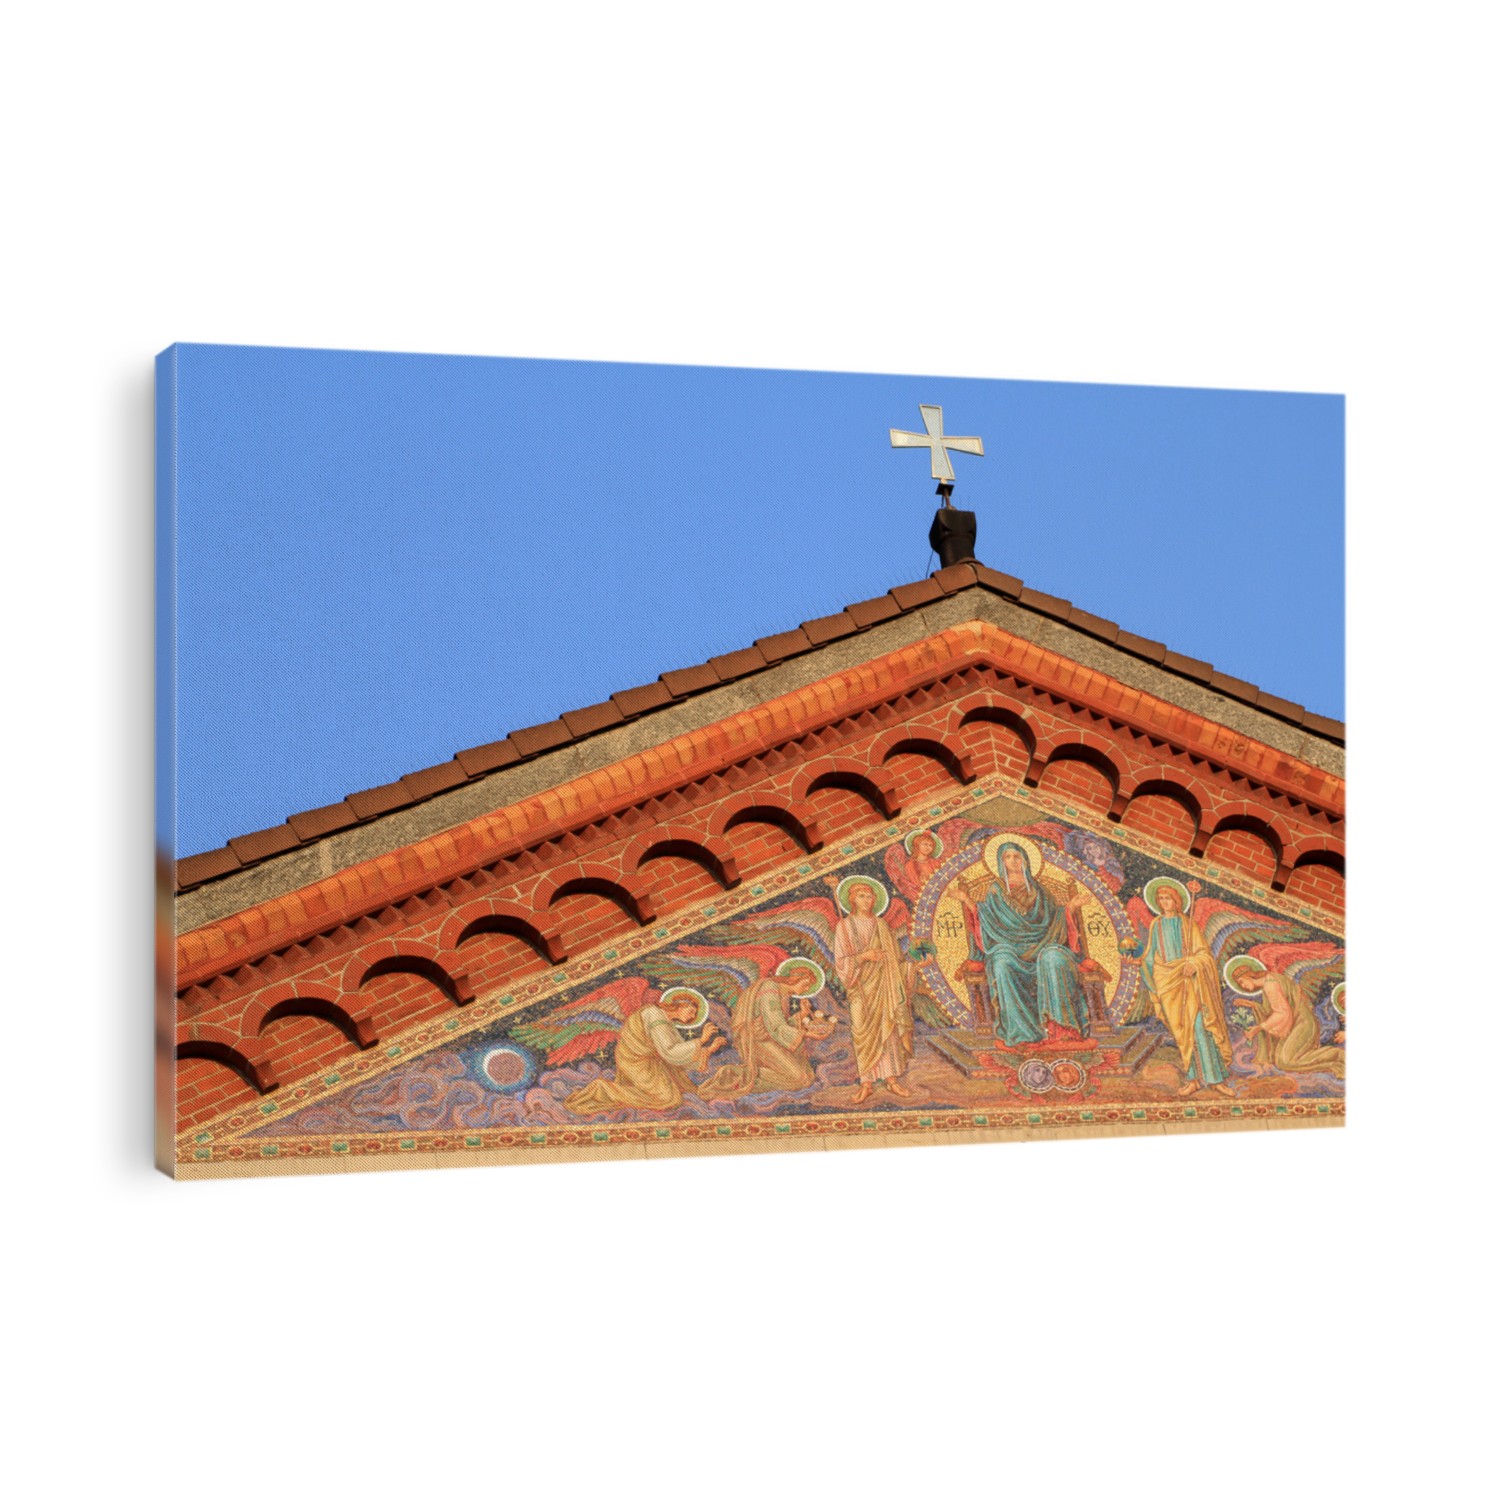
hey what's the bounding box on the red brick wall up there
[1035,758,1114,814]
[1204,828,1278,884]
[1282,862,1346,920]
[174,660,1344,1125]
[1119,792,1198,851]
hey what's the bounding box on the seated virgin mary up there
[956,842,1091,1046]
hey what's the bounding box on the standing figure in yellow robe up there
[1130,881,1234,1097]
[832,878,914,1105]
[1236,967,1346,1079]
[564,993,726,1116]
[700,963,824,1099]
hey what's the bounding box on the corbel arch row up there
[787,758,902,819]
[864,725,977,787]
[707,792,824,852]
[530,863,657,927]
[618,823,742,890]
[175,1023,279,1095]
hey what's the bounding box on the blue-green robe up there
[976,847,1090,1045]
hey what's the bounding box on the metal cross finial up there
[889,404,984,489]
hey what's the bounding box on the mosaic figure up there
[958,842,1091,1045]
[700,959,832,1099]
[831,877,914,1103]
[561,986,726,1116]
[1232,960,1345,1080]
[888,828,944,903]
[1127,879,1233,1096]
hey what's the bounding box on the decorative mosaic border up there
[177,771,1344,1171]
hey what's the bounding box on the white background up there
[4,4,1494,1496]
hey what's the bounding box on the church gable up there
[167,570,1345,1178]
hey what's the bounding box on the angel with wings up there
[509,975,727,1116]
[1229,944,1345,1080]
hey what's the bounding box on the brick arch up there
[1286,836,1346,875]
[438,899,568,964]
[175,1022,279,1094]
[242,980,378,1048]
[1112,776,1206,841]
[1192,801,1294,863]
[1033,738,1123,800]
[956,698,1040,780]
[708,793,823,852]
[789,758,902,818]
[867,728,976,787]
[343,943,476,1007]
[1194,804,1291,888]
[620,824,741,889]
[532,864,657,926]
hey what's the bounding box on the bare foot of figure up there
[1208,1083,1234,1097]
[885,1079,912,1099]
[1177,1081,1200,1097]
[851,1083,873,1105]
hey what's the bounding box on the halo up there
[984,833,1042,880]
[1330,981,1346,1017]
[1016,1058,1055,1093]
[1051,1059,1087,1093]
[1143,876,1192,915]
[904,828,945,860]
[835,876,889,916]
[1223,954,1267,996]
[659,986,710,1029]
[776,957,826,996]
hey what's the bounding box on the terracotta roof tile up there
[660,664,718,696]
[1067,607,1119,643]
[889,578,944,610]
[611,681,674,717]
[1303,711,1344,738]
[801,612,858,645]
[227,824,301,864]
[1252,691,1305,725]
[177,847,242,888]
[346,782,416,820]
[753,628,813,663]
[508,720,572,757]
[401,761,469,800]
[1209,670,1259,704]
[709,647,766,682]
[287,802,361,841]
[845,596,902,628]
[973,564,1023,596]
[1019,586,1072,621]
[455,739,521,776]
[1115,630,1167,664]
[560,701,626,738]
[932,562,979,593]
[1161,650,1214,684]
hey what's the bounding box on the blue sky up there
[161,345,1343,857]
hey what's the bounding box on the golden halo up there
[659,986,710,1029]
[903,828,945,859]
[1222,955,1266,997]
[776,957,826,996]
[984,833,1043,881]
[1143,876,1193,915]
[1330,981,1346,1017]
[835,876,889,915]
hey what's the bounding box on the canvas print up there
[157,347,1345,1177]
